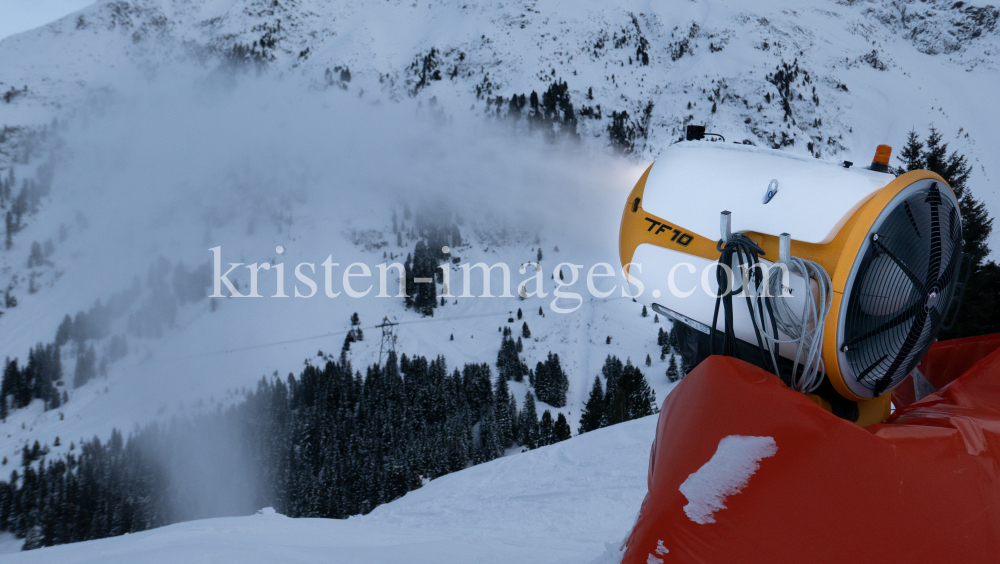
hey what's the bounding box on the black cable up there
[710,234,778,373]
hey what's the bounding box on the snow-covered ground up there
[0,414,656,564]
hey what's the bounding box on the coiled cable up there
[762,234,833,393]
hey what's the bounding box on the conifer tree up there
[1,358,16,412]
[666,355,680,383]
[404,252,414,308]
[522,322,531,339]
[496,335,524,382]
[578,376,605,434]
[27,241,43,268]
[494,374,513,448]
[55,315,72,347]
[508,394,518,448]
[517,391,539,449]
[4,211,12,251]
[411,240,438,316]
[533,352,568,407]
[517,308,522,320]
[478,403,504,462]
[538,410,554,447]
[553,413,571,443]
[645,354,652,367]
[641,305,648,317]
[73,345,97,388]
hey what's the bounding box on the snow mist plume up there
[26,66,639,518]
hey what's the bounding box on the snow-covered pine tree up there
[538,409,554,447]
[517,391,539,449]
[577,376,605,434]
[412,240,437,316]
[666,355,680,383]
[534,352,568,407]
[496,335,524,381]
[494,374,514,448]
[553,413,571,443]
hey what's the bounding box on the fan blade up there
[855,354,889,384]
[926,184,943,286]
[842,300,922,349]
[876,308,930,396]
[904,201,921,238]
[935,246,962,291]
[873,238,927,295]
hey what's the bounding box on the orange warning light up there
[870,144,892,172]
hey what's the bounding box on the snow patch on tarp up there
[679,435,777,525]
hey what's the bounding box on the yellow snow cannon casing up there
[619,142,963,422]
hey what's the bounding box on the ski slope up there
[0,414,657,564]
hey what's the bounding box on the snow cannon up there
[619,140,965,424]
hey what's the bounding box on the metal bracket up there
[720,210,732,245]
[778,233,791,264]
[652,303,711,335]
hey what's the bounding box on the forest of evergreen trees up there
[0,347,659,551]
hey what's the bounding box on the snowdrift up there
[623,334,1000,563]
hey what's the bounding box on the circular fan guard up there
[838,180,962,398]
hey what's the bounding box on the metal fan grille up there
[839,181,962,398]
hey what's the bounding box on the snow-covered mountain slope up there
[0,1,96,42]
[0,413,657,564]
[1,0,998,210]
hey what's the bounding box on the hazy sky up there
[0,0,95,40]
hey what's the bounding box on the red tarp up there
[622,334,1000,563]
